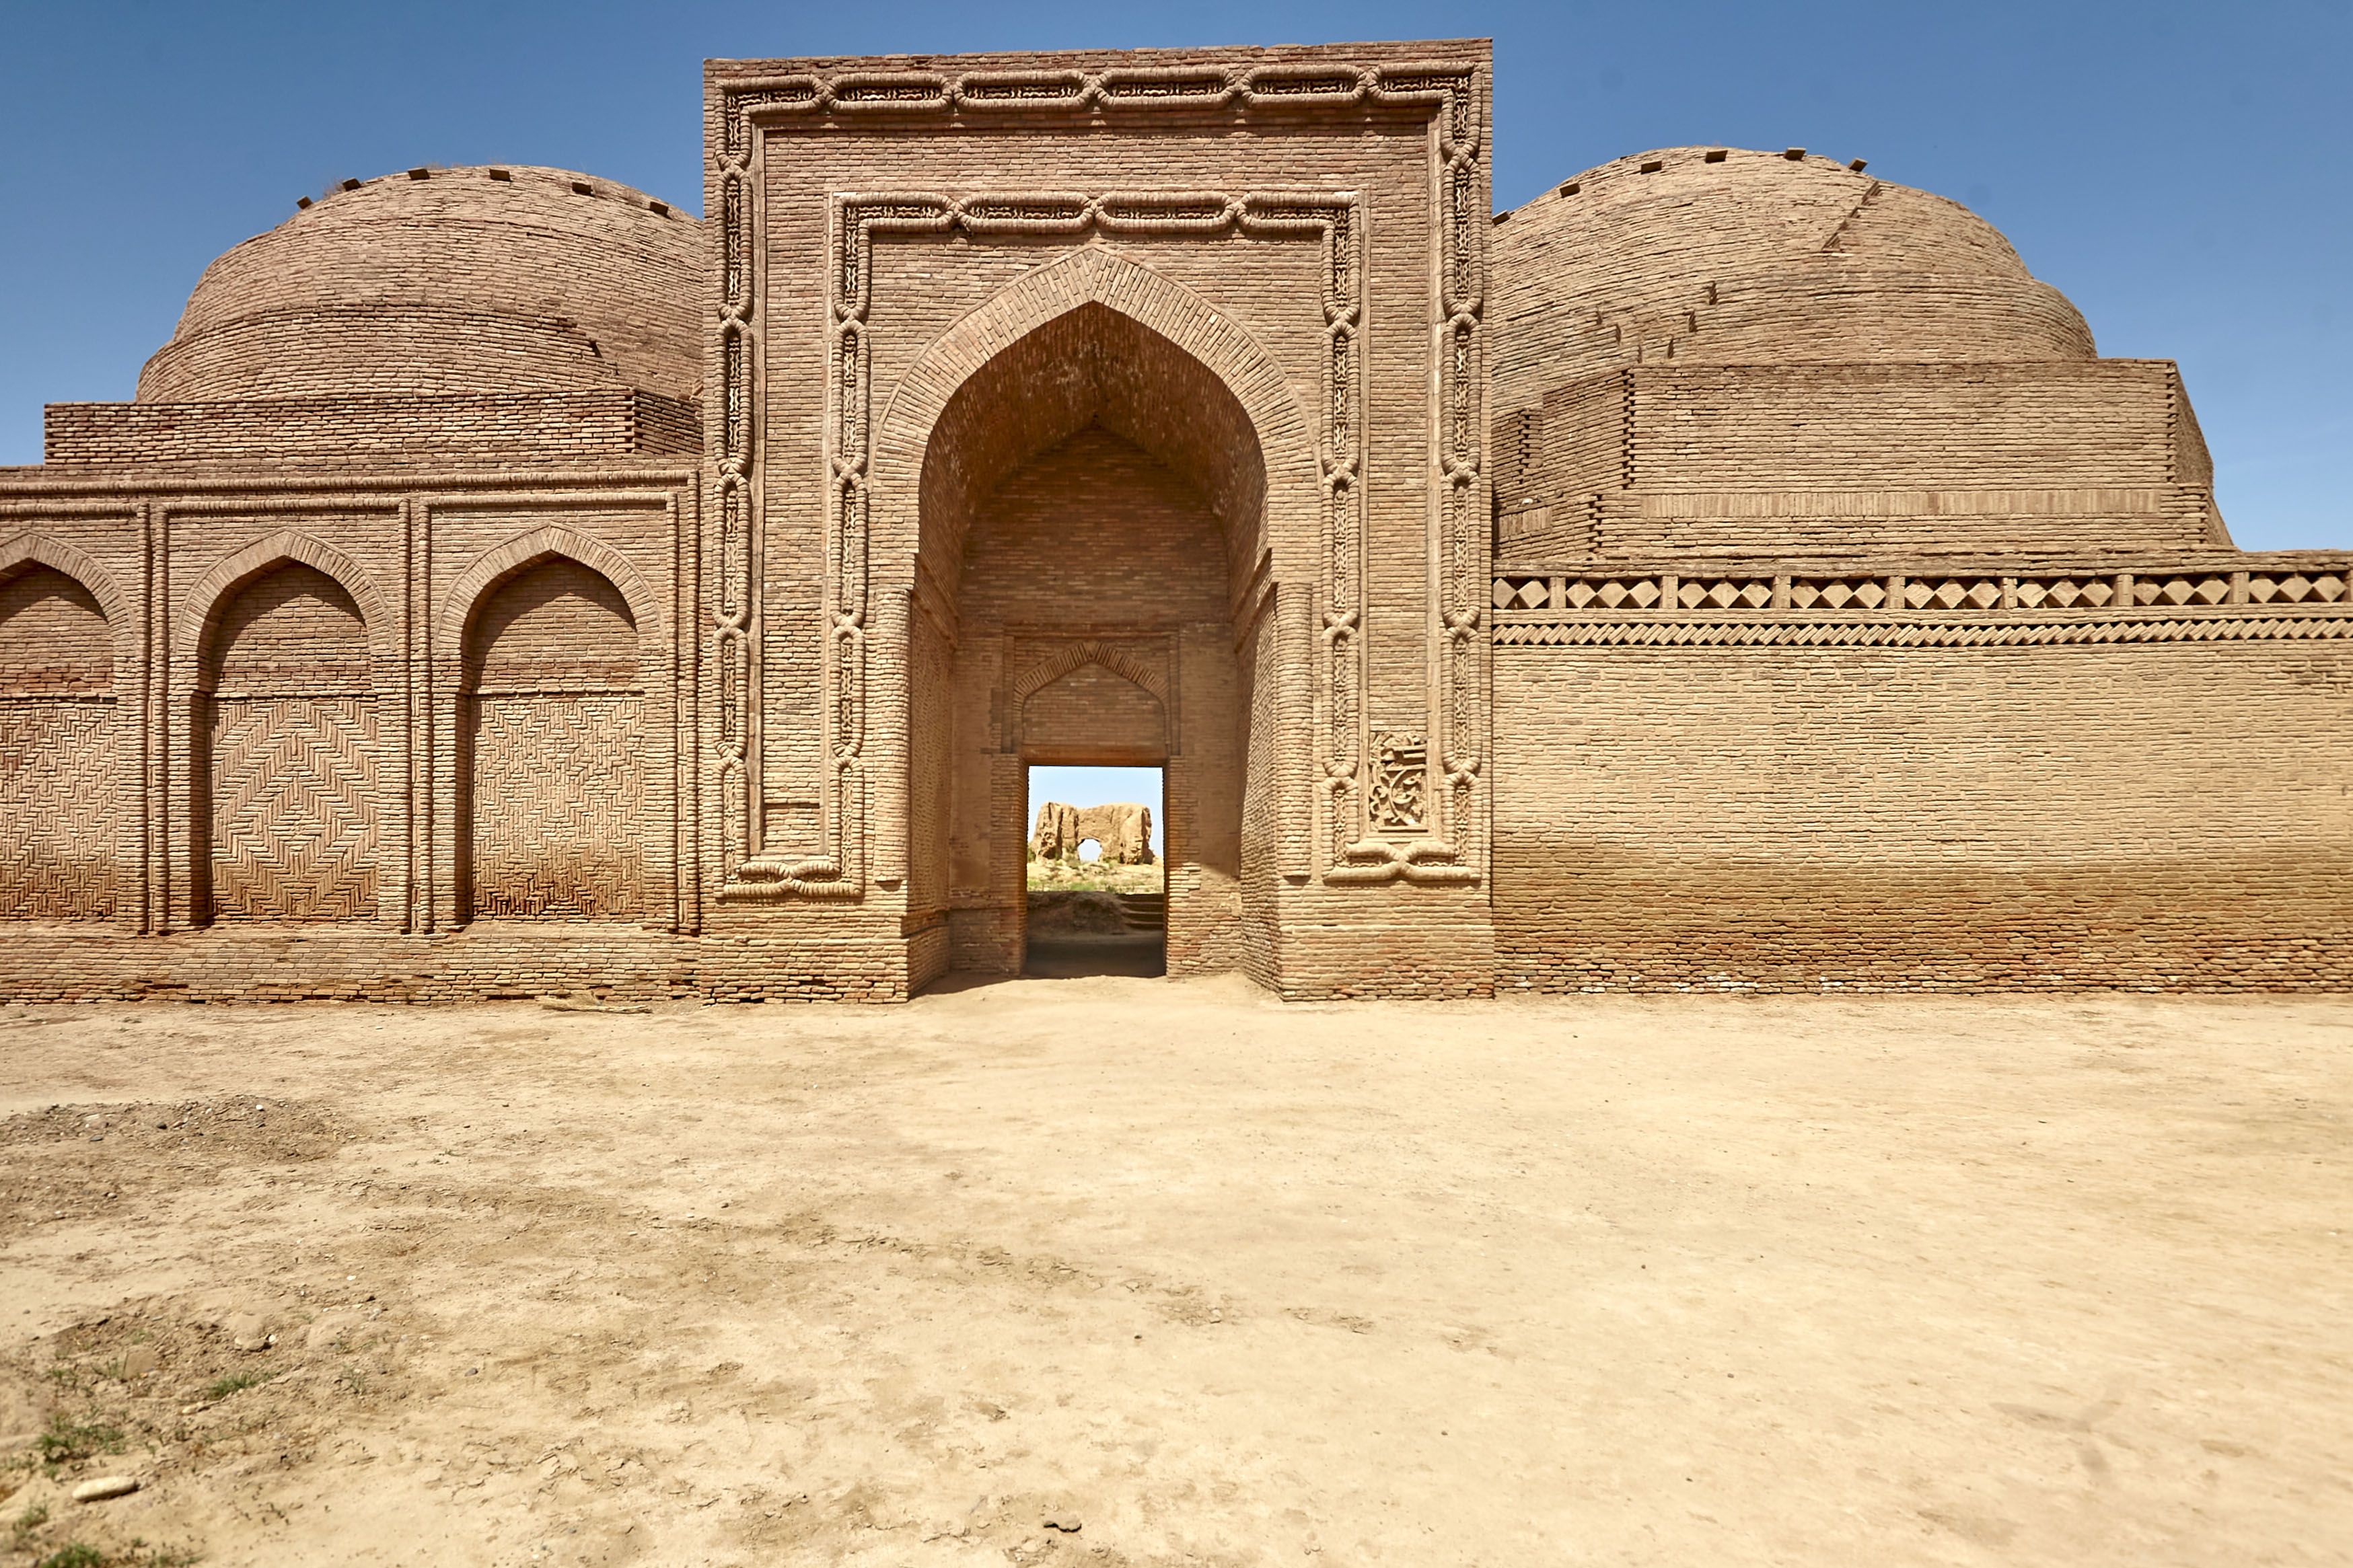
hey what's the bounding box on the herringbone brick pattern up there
[207,695,379,921]
[0,700,116,920]
[1,564,116,921]
[469,693,645,918]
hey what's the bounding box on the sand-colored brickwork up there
[194,562,379,924]
[0,40,2343,1000]
[143,165,702,404]
[0,565,117,920]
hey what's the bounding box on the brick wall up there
[195,563,378,923]
[46,391,700,467]
[1494,639,2353,990]
[906,599,954,983]
[1496,362,2218,558]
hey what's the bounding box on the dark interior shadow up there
[1021,931,1167,979]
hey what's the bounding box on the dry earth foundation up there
[2,987,2348,1567]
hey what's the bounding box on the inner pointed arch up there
[917,301,1267,603]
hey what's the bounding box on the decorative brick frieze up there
[1491,558,2353,638]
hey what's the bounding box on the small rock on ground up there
[72,1475,140,1503]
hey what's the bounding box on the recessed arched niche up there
[0,564,116,921]
[457,554,646,922]
[192,561,377,924]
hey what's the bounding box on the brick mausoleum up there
[2,40,2346,1000]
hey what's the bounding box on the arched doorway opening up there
[1024,764,1167,978]
[906,299,1266,979]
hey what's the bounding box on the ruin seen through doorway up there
[1024,763,1165,978]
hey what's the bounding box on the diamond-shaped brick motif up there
[1965,581,2001,609]
[1787,583,1819,609]
[1597,581,1630,608]
[2194,577,2229,605]
[1905,581,1934,609]
[1704,581,1738,609]
[1678,581,1707,609]
[1515,579,1548,609]
[2247,576,2280,603]
[1853,581,1886,609]
[1629,580,1661,608]
[1817,582,1852,609]
[1492,579,1514,609]
[1565,581,1597,609]
[2160,578,2196,605]
[1931,581,1967,609]
[2082,580,2113,606]
[2014,581,2047,608]
[2277,574,2313,603]
[2314,574,2345,602]
[1738,582,1771,608]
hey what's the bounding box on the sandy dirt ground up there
[1,981,2348,1567]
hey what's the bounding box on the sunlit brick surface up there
[0,41,2344,999]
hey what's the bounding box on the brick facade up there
[0,40,2344,1000]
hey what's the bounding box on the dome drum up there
[1490,146,2224,558]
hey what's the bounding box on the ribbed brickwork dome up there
[1491,147,2095,417]
[137,165,704,404]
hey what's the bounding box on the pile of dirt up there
[1022,889,1130,937]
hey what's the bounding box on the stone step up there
[1112,892,1167,931]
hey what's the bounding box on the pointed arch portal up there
[894,282,1288,980]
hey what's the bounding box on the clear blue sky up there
[1,0,2344,548]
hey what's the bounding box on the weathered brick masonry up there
[1,41,2344,999]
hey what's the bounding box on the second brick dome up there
[1491,147,2095,418]
[137,165,704,404]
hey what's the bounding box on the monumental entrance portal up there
[2,40,2347,1000]
[910,299,1252,977]
[714,45,1499,999]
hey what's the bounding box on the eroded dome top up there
[1492,147,2095,416]
[138,165,704,404]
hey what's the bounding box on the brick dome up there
[137,165,703,404]
[1491,147,2095,418]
